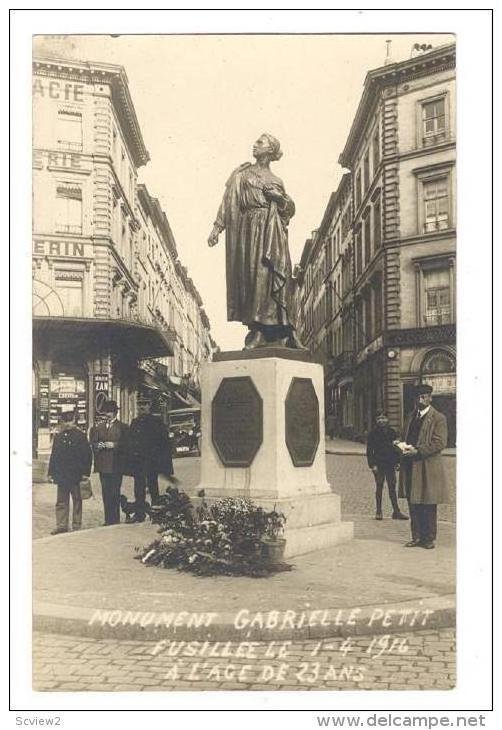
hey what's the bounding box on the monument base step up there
[283,519,354,558]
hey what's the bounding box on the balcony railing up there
[421,130,450,147]
[55,224,82,235]
[424,218,450,233]
[423,310,452,326]
[57,140,83,152]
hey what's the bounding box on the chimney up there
[384,40,393,66]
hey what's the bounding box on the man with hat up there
[367,410,408,521]
[90,400,129,526]
[126,397,174,522]
[398,383,449,549]
[48,410,92,534]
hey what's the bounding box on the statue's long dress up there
[214,163,297,329]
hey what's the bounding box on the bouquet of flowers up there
[136,492,290,577]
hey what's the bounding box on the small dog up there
[120,494,152,523]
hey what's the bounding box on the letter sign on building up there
[211,376,263,467]
[285,377,320,467]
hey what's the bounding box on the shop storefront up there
[402,348,456,447]
[33,316,173,455]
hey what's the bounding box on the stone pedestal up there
[196,348,353,558]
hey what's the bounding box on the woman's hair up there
[262,133,283,161]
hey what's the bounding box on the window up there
[54,272,83,317]
[363,152,370,193]
[129,171,134,202]
[423,178,449,232]
[326,238,333,271]
[342,209,350,238]
[57,110,82,151]
[355,171,362,210]
[364,213,371,265]
[373,198,381,249]
[364,293,372,343]
[374,280,383,336]
[423,268,451,325]
[373,128,380,171]
[326,285,333,320]
[55,185,82,234]
[355,231,362,278]
[422,349,455,375]
[422,98,446,145]
[356,299,364,351]
[112,126,117,157]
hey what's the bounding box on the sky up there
[33,33,453,351]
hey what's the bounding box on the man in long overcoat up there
[48,410,92,534]
[398,383,449,549]
[90,400,129,526]
[126,398,174,522]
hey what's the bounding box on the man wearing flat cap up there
[90,400,129,526]
[398,383,449,549]
[367,410,408,521]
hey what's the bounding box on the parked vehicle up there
[168,408,201,457]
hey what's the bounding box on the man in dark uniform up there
[127,398,174,522]
[48,410,92,534]
[366,411,408,521]
[399,383,449,549]
[90,400,129,526]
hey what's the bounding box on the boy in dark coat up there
[367,411,408,521]
[126,398,174,522]
[90,400,129,526]
[48,411,92,534]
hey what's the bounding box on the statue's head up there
[253,133,283,162]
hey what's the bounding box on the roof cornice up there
[338,43,456,169]
[137,184,178,260]
[33,55,150,168]
[317,172,352,240]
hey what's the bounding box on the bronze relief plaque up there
[285,377,320,467]
[211,376,263,467]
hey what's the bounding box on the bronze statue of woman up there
[208,133,304,350]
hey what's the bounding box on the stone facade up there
[32,56,214,454]
[296,42,456,444]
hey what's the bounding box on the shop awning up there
[139,369,201,408]
[33,316,175,360]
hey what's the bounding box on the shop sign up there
[32,79,84,101]
[33,149,83,170]
[94,374,110,413]
[33,240,89,258]
[422,374,456,395]
[39,378,50,427]
[48,376,86,427]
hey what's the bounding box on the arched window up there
[421,349,456,375]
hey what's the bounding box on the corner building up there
[32,56,173,454]
[338,43,456,443]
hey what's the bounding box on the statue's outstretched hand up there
[208,226,220,247]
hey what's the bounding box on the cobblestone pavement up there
[33,628,455,691]
[33,453,455,539]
